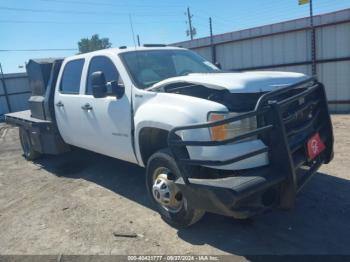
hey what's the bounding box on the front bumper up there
[168,77,334,218]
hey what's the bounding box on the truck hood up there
[149,71,308,93]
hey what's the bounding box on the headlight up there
[208,112,257,142]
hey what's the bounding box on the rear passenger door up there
[55,58,87,148]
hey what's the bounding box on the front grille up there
[260,84,328,168]
[282,88,321,134]
[222,92,264,112]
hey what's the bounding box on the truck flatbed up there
[5,110,51,127]
[5,110,69,155]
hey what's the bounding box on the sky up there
[0,0,349,73]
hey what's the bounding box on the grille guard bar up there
[168,76,334,191]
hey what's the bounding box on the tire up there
[19,127,41,160]
[146,148,205,228]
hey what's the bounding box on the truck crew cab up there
[6,45,334,227]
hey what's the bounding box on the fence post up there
[0,63,12,113]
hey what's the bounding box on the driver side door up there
[79,55,136,163]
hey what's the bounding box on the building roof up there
[172,8,350,49]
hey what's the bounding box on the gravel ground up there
[0,115,349,257]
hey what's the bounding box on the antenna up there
[209,17,216,63]
[128,14,140,88]
[129,14,137,48]
[137,34,141,46]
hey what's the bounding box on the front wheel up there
[146,148,205,228]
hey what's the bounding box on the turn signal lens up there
[208,114,227,141]
[208,112,257,142]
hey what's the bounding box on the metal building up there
[1,9,349,117]
[173,8,350,112]
[0,73,30,120]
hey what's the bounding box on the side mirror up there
[91,71,107,98]
[215,62,222,70]
[109,81,125,99]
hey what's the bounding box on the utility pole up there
[187,7,194,40]
[309,0,317,75]
[209,17,216,63]
[299,0,317,75]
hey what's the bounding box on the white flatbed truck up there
[6,45,334,227]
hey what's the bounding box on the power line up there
[0,5,181,17]
[0,19,183,25]
[0,49,77,52]
[194,1,344,28]
[40,0,183,9]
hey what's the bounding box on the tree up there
[78,34,112,53]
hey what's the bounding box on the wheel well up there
[139,127,170,165]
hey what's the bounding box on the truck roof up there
[66,45,185,60]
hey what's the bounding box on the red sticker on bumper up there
[307,133,326,160]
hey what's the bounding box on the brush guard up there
[168,77,334,218]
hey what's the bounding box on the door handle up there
[81,103,93,111]
[55,101,64,107]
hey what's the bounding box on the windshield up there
[120,49,220,89]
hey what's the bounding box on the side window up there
[86,56,122,95]
[60,59,84,94]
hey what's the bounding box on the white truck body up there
[54,46,307,170]
[6,46,334,225]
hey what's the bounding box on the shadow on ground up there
[34,148,350,255]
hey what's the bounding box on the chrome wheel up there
[152,167,183,213]
[146,149,205,227]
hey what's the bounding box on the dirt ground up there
[0,115,349,257]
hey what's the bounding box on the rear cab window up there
[60,59,85,94]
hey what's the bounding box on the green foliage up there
[78,34,112,53]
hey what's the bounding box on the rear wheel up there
[19,127,41,160]
[146,148,205,228]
